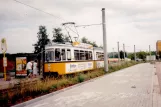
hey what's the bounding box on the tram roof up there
[45,42,103,50]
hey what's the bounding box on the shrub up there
[77,74,85,83]
[51,84,57,90]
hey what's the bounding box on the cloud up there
[0,28,36,53]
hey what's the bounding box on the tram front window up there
[55,48,61,61]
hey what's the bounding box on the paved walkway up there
[17,63,161,107]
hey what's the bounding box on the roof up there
[45,42,103,51]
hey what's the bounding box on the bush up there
[51,84,57,90]
[77,74,85,83]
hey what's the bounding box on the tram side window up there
[89,51,93,60]
[96,52,100,60]
[101,53,104,60]
[85,51,88,60]
[74,50,80,60]
[80,50,85,60]
[62,49,66,60]
[96,52,104,60]
[67,49,71,60]
[45,52,49,61]
[46,51,54,61]
[55,48,61,61]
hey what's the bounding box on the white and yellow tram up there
[44,42,115,76]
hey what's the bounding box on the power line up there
[12,0,79,36]
[12,0,65,21]
[12,0,102,40]
[75,23,102,27]
[62,22,80,40]
[74,24,79,39]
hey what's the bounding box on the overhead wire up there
[12,0,79,36]
[74,24,79,41]
[63,25,79,35]
[63,26,73,43]
[75,23,102,27]
[12,0,65,21]
[12,0,104,42]
[62,22,80,41]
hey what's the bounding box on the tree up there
[136,51,147,60]
[114,53,118,58]
[119,51,127,59]
[52,28,71,43]
[64,35,71,43]
[81,37,88,43]
[81,37,98,47]
[127,53,134,60]
[52,28,65,43]
[89,41,98,47]
[34,26,50,54]
[151,51,156,56]
[125,52,127,57]
[120,50,124,59]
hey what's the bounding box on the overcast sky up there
[0,0,160,53]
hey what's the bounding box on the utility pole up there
[117,42,120,63]
[102,8,108,72]
[123,44,125,60]
[134,45,136,61]
[149,45,151,61]
[113,48,114,58]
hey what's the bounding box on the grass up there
[0,61,140,107]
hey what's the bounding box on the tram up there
[44,42,109,76]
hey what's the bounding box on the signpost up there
[1,38,7,81]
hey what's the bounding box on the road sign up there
[1,38,7,53]
[3,57,7,67]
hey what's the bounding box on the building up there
[156,40,161,54]
[146,55,156,61]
